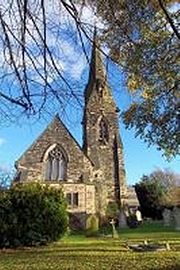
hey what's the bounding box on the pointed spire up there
[90,26,105,80]
[84,27,106,103]
[55,113,60,120]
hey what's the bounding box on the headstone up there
[135,210,143,224]
[163,208,172,227]
[173,206,180,231]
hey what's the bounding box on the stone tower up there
[83,33,127,215]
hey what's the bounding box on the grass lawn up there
[0,222,180,270]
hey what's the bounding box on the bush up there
[127,213,138,228]
[106,201,119,220]
[0,183,68,248]
[86,215,99,237]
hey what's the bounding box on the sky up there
[0,1,179,185]
[0,59,179,185]
[0,106,179,185]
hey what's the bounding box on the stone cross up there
[110,219,118,238]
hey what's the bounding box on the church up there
[14,35,138,228]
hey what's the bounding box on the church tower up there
[83,32,127,215]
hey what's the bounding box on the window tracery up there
[45,146,67,181]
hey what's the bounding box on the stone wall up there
[48,183,96,229]
[83,80,127,210]
[16,116,93,184]
[62,183,96,214]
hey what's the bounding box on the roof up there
[16,114,94,167]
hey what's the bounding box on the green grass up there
[0,223,180,270]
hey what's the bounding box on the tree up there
[87,0,179,157]
[168,187,180,207]
[150,168,180,207]
[135,168,179,219]
[0,0,179,157]
[151,168,179,187]
[135,175,164,219]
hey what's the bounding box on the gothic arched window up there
[99,117,109,144]
[45,146,67,181]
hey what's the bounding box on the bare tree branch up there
[158,0,180,39]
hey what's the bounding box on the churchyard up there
[0,222,180,270]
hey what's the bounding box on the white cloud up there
[169,3,180,13]
[70,55,87,79]
[0,138,6,147]
[78,5,104,29]
[0,164,10,172]
[0,1,105,91]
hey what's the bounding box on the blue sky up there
[0,108,179,186]
[0,2,179,185]
[0,59,179,185]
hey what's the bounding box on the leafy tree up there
[86,0,179,158]
[0,0,179,157]
[168,187,180,207]
[0,183,68,247]
[150,168,180,207]
[151,168,179,189]
[135,175,165,219]
[135,168,179,219]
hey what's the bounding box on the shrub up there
[106,201,119,220]
[127,213,138,228]
[0,183,68,248]
[86,215,99,237]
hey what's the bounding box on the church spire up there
[84,28,106,103]
[82,27,127,210]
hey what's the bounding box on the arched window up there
[99,117,109,144]
[96,78,104,98]
[45,146,67,181]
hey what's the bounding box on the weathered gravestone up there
[163,208,174,227]
[173,206,180,231]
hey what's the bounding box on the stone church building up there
[15,36,137,228]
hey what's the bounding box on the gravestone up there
[173,207,180,231]
[163,208,173,227]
